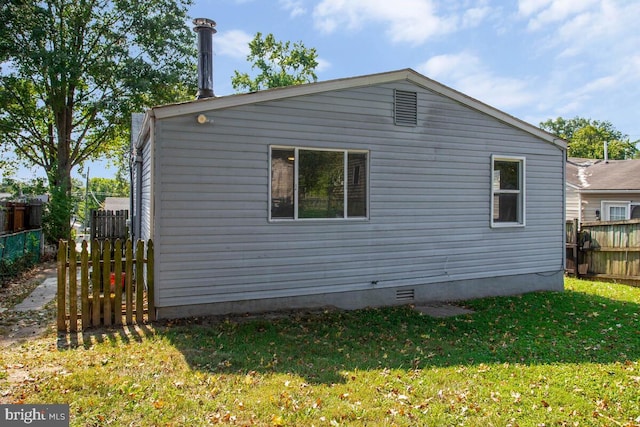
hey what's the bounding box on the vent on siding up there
[396,289,415,302]
[394,90,417,126]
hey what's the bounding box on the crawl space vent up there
[396,289,415,302]
[394,90,418,126]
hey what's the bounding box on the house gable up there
[145,69,565,152]
[134,69,566,317]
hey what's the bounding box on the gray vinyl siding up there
[133,135,153,242]
[152,81,564,308]
[140,138,152,242]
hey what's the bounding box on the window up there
[601,201,640,221]
[491,156,525,227]
[270,147,368,220]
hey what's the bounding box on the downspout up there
[562,153,567,272]
[135,150,143,240]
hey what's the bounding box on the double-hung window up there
[491,155,525,227]
[270,147,368,220]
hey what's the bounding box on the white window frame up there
[601,201,632,221]
[269,146,369,221]
[491,155,526,228]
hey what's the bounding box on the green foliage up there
[0,0,196,241]
[540,116,638,159]
[74,177,129,227]
[42,185,73,244]
[0,177,48,198]
[232,32,319,92]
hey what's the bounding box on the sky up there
[10,0,640,181]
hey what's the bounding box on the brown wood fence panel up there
[579,219,640,283]
[57,238,154,331]
[90,210,128,241]
[565,219,579,275]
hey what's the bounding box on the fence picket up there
[147,240,155,321]
[56,242,67,331]
[135,240,144,323]
[57,238,154,331]
[114,239,123,326]
[69,244,78,332]
[125,240,134,324]
[81,241,89,330]
[103,240,112,326]
[91,240,101,327]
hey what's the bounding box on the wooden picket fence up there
[57,239,154,331]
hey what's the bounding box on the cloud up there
[279,0,307,17]
[312,0,464,45]
[315,57,331,73]
[215,30,253,59]
[518,0,640,58]
[515,0,640,119]
[417,52,535,110]
[518,0,599,31]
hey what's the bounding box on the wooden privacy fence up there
[567,219,640,284]
[90,209,128,241]
[57,239,154,331]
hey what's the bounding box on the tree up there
[232,32,319,92]
[73,177,128,230]
[0,0,197,242]
[540,117,638,159]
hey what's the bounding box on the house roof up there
[567,157,640,192]
[103,197,129,212]
[139,68,566,150]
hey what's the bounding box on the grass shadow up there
[156,285,640,384]
[57,322,156,350]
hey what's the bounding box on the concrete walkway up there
[12,276,58,312]
[414,304,474,318]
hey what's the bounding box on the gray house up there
[132,68,566,319]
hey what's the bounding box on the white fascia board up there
[577,189,640,194]
[134,110,154,150]
[566,182,581,190]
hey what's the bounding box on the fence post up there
[125,240,133,324]
[114,239,123,325]
[57,241,67,331]
[102,239,112,326]
[135,240,144,323]
[69,243,78,332]
[91,240,101,327]
[81,241,89,330]
[147,240,155,321]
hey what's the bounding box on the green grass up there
[1,277,639,426]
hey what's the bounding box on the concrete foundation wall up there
[156,270,564,319]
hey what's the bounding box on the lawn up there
[1,277,639,426]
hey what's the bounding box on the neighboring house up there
[103,197,129,213]
[132,68,566,319]
[566,157,640,223]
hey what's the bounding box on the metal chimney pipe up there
[193,18,217,99]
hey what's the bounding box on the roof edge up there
[151,68,566,150]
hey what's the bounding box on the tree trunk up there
[47,105,74,243]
